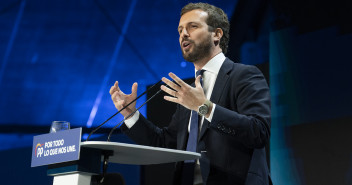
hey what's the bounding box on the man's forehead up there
[179,9,208,26]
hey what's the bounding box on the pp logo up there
[35,143,44,157]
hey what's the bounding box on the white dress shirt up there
[191,52,225,131]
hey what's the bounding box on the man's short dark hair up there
[181,3,230,54]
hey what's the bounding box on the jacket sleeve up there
[120,104,184,149]
[209,65,271,149]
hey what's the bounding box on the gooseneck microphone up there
[86,80,162,141]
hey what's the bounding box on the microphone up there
[107,88,163,141]
[86,80,162,141]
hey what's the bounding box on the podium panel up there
[53,173,91,185]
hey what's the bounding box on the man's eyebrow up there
[187,21,200,25]
[178,22,200,29]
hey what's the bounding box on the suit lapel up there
[178,108,191,150]
[198,58,233,141]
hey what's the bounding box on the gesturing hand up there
[109,81,138,118]
[161,72,206,111]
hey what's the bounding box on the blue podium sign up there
[31,128,82,167]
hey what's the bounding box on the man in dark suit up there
[110,3,271,185]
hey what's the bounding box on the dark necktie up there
[182,69,205,185]
[186,69,205,154]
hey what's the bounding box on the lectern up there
[53,141,200,185]
[32,129,200,185]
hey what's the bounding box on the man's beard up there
[182,35,213,63]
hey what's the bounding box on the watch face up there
[199,105,208,115]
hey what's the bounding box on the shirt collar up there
[195,52,226,77]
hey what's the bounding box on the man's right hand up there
[109,81,138,119]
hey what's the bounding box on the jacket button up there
[221,126,226,132]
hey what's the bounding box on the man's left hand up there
[161,72,206,111]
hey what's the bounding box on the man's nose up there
[180,28,189,38]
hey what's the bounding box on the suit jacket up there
[121,58,271,185]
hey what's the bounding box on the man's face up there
[178,9,214,63]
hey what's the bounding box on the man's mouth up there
[182,41,191,51]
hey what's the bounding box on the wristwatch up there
[198,100,212,116]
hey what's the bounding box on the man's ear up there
[213,28,223,45]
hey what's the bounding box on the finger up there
[112,89,126,101]
[115,81,121,92]
[131,82,138,95]
[109,85,116,95]
[195,75,202,88]
[163,95,179,104]
[169,72,188,87]
[162,77,181,91]
[161,85,177,97]
[114,81,126,95]
[111,91,119,101]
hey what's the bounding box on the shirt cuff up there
[124,111,140,129]
[205,103,216,122]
